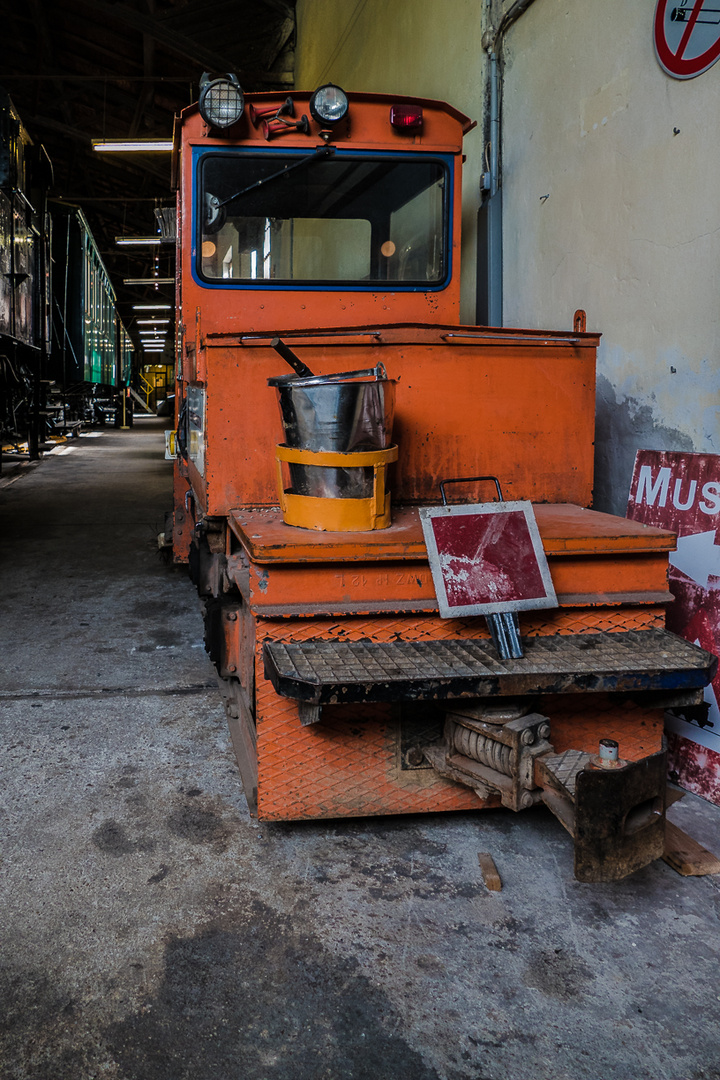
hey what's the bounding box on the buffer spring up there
[449,720,512,776]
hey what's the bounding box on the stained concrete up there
[1,419,720,1080]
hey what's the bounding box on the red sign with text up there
[628,450,720,803]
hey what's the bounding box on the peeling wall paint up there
[595,374,695,516]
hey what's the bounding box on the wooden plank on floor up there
[663,819,720,876]
[478,852,502,891]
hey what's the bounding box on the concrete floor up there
[1,419,720,1080]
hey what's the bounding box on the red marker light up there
[390,104,423,132]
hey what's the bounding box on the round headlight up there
[309,84,349,126]
[199,73,245,129]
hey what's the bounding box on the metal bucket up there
[268,364,395,499]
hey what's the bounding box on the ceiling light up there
[116,236,164,246]
[92,139,173,152]
[132,304,172,311]
[137,319,170,325]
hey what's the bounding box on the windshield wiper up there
[209,145,336,214]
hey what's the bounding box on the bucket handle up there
[270,364,390,386]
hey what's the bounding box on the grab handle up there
[439,475,504,506]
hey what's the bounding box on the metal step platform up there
[263,629,717,712]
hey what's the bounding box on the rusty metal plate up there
[573,747,668,882]
[263,629,717,705]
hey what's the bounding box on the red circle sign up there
[655,0,720,78]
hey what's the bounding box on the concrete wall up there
[501,0,720,513]
[294,0,488,323]
[294,0,719,514]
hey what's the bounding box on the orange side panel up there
[172,466,194,563]
[204,341,597,513]
[237,553,670,614]
[546,696,664,760]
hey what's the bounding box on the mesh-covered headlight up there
[199,73,245,129]
[309,84,349,126]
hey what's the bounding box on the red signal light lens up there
[390,105,423,132]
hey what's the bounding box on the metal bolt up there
[226,612,237,621]
[521,729,535,746]
[227,665,237,673]
[520,791,534,809]
[599,738,619,762]
[538,722,551,740]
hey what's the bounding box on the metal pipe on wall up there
[476,0,540,328]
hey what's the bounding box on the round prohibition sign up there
[655,0,720,78]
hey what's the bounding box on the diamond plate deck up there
[539,749,594,798]
[263,629,717,705]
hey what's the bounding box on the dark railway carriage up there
[0,93,132,453]
[0,88,52,457]
[50,206,131,425]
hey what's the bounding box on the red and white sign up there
[627,450,720,803]
[419,501,557,619]
[654,0,720,79]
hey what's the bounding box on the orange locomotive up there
[171,80,715,881]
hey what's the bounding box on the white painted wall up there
[294,0,719,514]
[501,0,720,512]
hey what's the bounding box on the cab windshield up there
[197,150,448,287]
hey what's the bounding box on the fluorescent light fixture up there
[132,304,172,311]
[137,319,170,325]
[123,278,174,285]
[92,139,173,152]
[116,236,164,246]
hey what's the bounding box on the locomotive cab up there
[171,87,716,882]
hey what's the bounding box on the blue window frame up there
[192,146,453,292]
